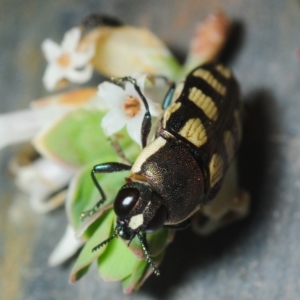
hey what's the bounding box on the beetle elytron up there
[81,63,242,276]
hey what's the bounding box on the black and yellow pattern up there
[131,63,242,224]
[161,64,241,188]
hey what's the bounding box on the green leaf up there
[122,259,148,294]
[69,210,114,283]
[34,109,113,168]
[97,227,139,281]
[122,250,165,294]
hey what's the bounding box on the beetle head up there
[114,182,168,237]
[92,182,166,276]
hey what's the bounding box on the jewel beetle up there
[81,63,242,276]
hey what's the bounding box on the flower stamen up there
[57,54,71,68]
[123,96,141,118]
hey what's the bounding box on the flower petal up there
[98,82,125,109]
[131,72,148,93]
[48,225,83,267]
[125,81,144,100]
[71,46,95,68]
[65,65,93,84]
[148,101,163,117]
[61,27,81,52]
[126,115,143,146]
[0,109,44,150]
[42,63,64,91]
[41,39,61,62]
[101,110,126,136]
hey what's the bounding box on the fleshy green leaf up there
[34,106,141,167]
[97,227,139,281]
[34,109,111,168]
[69,210,114,283]
[122,250,165,294]
[122,259,148,294]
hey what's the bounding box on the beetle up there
[81,63,242,276]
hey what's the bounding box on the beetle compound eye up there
[114,188,140,218]
[144,205,168,233]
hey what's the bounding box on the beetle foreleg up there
[80,162,131,220]
[137,233,160,276]
[109,138,132,165]
[162,82,176,109]
[112,76,151,148]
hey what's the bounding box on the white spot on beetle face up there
[128,214,144,230]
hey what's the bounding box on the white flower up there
[98,73,163,146]
[42,27,95,90]
[14,157,75,213]
[48,225,83,267]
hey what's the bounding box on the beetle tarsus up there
[137,233,160,276]
[112,76,152,148]
[80,162,132,221]
[80,199,105,221]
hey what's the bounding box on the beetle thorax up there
[113,182,168,238]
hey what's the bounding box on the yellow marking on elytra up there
[234,109,242,143]
[216,64,231,79]
[224,131,235,162]
[193,69,227,95]
[188,87,218,121]
[178,118,207,147]
[131,136,167,173]
[162,102,182,128]
[209,154,224,187]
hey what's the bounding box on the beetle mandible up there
[81,63,243,276]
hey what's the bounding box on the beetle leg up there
[162,82,176,109]
[137,233,160,276]
[80,162,131,220]
[112,77,152,148]
[109,138,132,165]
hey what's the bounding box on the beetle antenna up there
[92,233,117,252]
[137,233,160,276]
